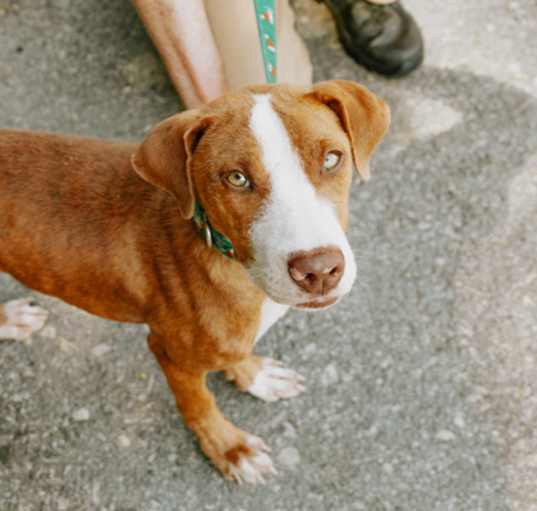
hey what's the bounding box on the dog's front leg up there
[147,333,276,484]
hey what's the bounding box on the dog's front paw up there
[247,358,305,402]
[197,421,276,484]
[226,435,276,485]
[0,298,48,340]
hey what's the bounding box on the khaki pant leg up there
[203,0,312,89]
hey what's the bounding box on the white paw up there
[228,435,277,485]
[0,298,48,340]
[247,358,306,402]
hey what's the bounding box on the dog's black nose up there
[288,248,344,295]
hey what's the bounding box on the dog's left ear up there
[308,80,390,181]
[131,110,212,219]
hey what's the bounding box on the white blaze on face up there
[247,94,357,307]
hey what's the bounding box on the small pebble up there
[92,343,111,357]
[118,435,131,448]
[57,498,69,511]
[72,408,90,422]
[321,363,339,387]
[382,462,394,474]
[40,326,57,338]
[436,429,456,442]
[454,414,466,429]
[282,421,297,439]
[302,343,317,357]
[278,447,301,470]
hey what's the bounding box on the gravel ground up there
[1,1,537,509]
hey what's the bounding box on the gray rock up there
[72,408,90,422]
[320,362,339,387]
[277,447,301,470]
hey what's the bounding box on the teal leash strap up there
[191,1,277,258]
[254,0,277,84]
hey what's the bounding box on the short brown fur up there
[0,82,389,481]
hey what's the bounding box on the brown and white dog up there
[0,81,389,483]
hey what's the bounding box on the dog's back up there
[0,130,154,321]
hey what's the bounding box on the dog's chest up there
[254,298,289,345]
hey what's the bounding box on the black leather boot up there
[321,0,424,77]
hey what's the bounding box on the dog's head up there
[132,81,390,310]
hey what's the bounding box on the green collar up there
[192,202,235,259]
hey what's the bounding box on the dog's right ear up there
[131,110,212,220]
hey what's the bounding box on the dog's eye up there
[226,171,250,188]
[323,151,341,172]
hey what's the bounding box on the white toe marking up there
[247,358,306,402]
[0,298,48,340]
[229,435,277,485]
[246,435,272,453]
